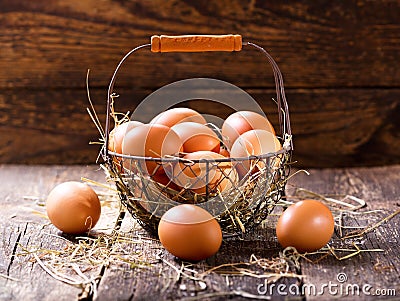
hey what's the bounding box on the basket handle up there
[104,37,292,163]
[151,35,242,52]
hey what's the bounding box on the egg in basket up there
[101,35,293,238]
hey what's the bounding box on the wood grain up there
[301,212,399,300]
[0,0,400,166]
[0,222,84,301]
[0,165,105,301]
[0,87,398,167]
[287,165,400,209]
[289,166,400,300]
[1,0,399,88]
[0,165,399,300]
[95,226,303,301]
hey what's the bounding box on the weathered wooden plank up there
[289,166,400,300]
[288,165,400,210]
[0,1,399,89]
[1,87,399,167]
[95,220,303,301]
[0,165,105,301]
[95,165,400,300]
[0,165,104,211]
[295,211,400,301]
[1,165,400,300]
[0,221,84,301]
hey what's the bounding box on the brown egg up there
[122,124,183,174]
[150,107,206,127]
[172,151,237,195]
[46,181,101,234]
[151,167,181,192]
[221,111,275,149]
[219,148,230,157]
[158,204,222,261]
[276,200,335,253]
[171,122,220,153]
[230,129,281,178]
[108,121,143,153]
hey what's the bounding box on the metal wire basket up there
[102,35,293,236]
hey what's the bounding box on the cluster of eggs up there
[45,182,334,261]
[108,108,282,194]
[45,107,334,262]
[45,185,334,262]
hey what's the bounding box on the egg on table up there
[158,204,222,261]
[46,181,101,234]
[276,200,335,253]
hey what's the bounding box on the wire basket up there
[102,35,293,237]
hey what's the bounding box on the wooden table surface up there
[0,164,399,300]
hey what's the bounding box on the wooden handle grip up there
[151,34,242,52]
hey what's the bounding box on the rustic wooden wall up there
[0,0,399,167]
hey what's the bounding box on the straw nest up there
[102,132,292,236]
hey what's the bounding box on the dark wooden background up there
[0,0,399,167]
